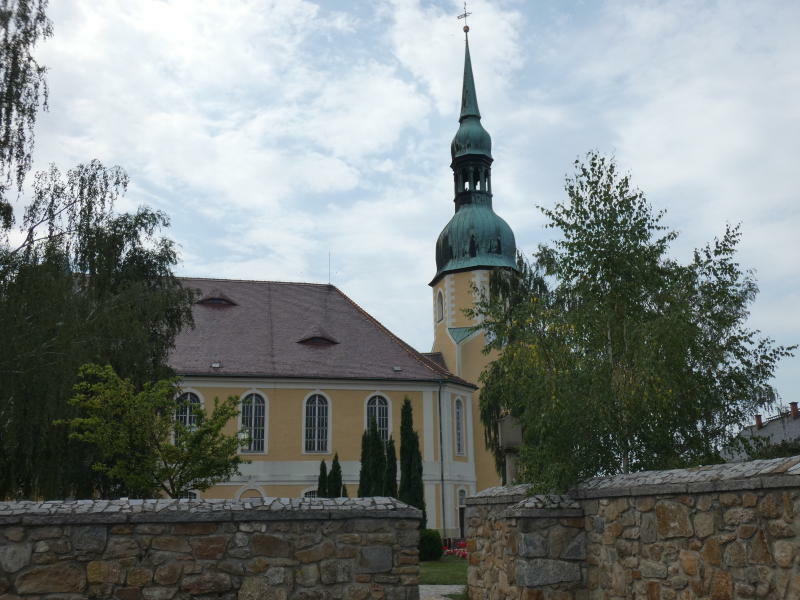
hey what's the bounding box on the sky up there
[22,0,800,408]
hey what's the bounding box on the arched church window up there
[176,392,201,430]
[241,393,266,453]
[436,291,444,323]
[366,395,390,441]
[455,398,465,456]
[305,394,329,453]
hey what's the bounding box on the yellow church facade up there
[170,35,516,537]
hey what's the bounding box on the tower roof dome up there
[431,32,517,286]
[434,204,516,279]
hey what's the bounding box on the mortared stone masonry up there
[0,496,421,599]
[466,456,800,599]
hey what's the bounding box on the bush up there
[419,528,444,561]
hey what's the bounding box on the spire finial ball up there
[463,25,469,32]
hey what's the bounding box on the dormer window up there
[297,325,338,346]
[197,290,237,307]
[299,336,338,346]
[199,297,234,306]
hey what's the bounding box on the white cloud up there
[22,0,799,398]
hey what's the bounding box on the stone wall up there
[466,455,800,599]
[0,497,421,600]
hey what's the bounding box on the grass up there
[419,554,468,585]
[443,594,467,600]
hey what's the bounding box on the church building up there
[169,33,517,537]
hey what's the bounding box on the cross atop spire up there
[457,2,471,38]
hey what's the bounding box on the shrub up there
[419,528,444,561]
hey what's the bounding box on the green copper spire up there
[459,38,480,121]
[432,33,517,286]
[451,34,492,160]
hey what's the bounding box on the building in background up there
[168,33,517,537]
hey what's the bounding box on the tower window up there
[366,395,390,441]
[305,394,329,453]
[436,291,444,322]
[241,393,266,453]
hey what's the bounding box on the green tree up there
[357,429,369,497]
[472,152,795,491]
[357,417,386,497]
[328,453,343,498]
[398,398,425,523]
[65,363,245,498]
[317,459,328,498]
[384,437,397,498]
[0,161,195,499]
[0,0,52,229]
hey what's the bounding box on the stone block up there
[238,576,287,600]
[296,563,319,586]
[358,545,393,573]
[0,542,32,573]
[150,536,190,553]
[87,560,123,583]
[639,559,667,579]
[693,512,715,539]
[190,535,228,559]
[251,534,292,557]
[180,572,232,594]
[71,525,107,553]
[127,566,153,586]
[709,570,733,600]
[562,532,586,560]
[655,501,693,538]
[518,533,547,558]
[295,540,334,563]
[15,562,86,594]
[773,540,794,568]
[519,558,582,587]
[141,586,177,600]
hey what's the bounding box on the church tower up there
[430,32,517,491]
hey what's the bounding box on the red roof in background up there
[169,278,474,387]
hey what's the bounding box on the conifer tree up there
[340,483,348,497]
[317,460,328,498]
[384,437,398,498]
[399,398,425,521]
[328,453,343,498]
[357,429,369,497]
[368,417,387,496]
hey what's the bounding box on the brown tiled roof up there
[422,352,448,370]
[170,278,474,387]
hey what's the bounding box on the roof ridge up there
[180,277,335,288]
[331,287,473,387]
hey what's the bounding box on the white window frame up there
[364,393,392,442]
[175,390,203,430]
[302,391,331,454]
[436,290,444,322]
[239,391,268,454]
[454,397,466,456]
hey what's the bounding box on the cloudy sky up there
[26,0,799,405]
